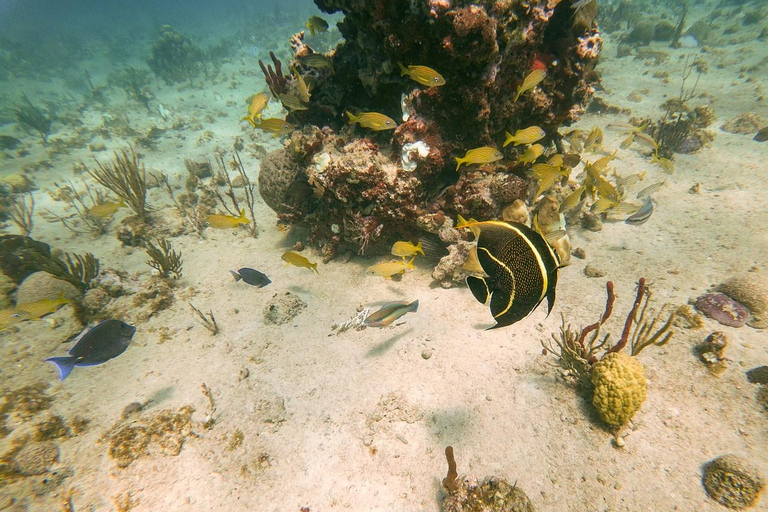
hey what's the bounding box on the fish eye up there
[386,120,392,125]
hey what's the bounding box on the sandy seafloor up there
[1,2,767,512]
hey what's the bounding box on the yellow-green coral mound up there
[591,352,647,426]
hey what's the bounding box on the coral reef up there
[716,272,768,329]
[257,0,600,257]
[147,26,205,85]
[145,238,183,279]
[590,352,647,426]
[695,292,749,328]
[702,455,765,510]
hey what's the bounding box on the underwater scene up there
[0,0,767,510]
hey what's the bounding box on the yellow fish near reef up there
[87,198,125,219]
[391,241,424,258]
[518,143,544,164]
[292,68,311,103]
[397,62,446,87]
[455,146,503,171]
[241,93,269,127]
[0,308,30,331]
[301,54,334,72]
[278,93,308,112]
[282,251,319,274]
[366,257,415,279]
[504,126,545,147]
[305,15,329,36]
[513,68,546,102]
[346,111,397,131]
[254,118,295,136]
[17,296,70,320]
[207,208,249,229]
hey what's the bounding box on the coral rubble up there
[257,0,600,258]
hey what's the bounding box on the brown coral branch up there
[576,281,615,353]
[442,446,459,493]
[608,278,646,354]
[259,51,288,96]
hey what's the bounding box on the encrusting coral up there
[257,0,601,258]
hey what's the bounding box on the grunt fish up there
[518,143,544,164]
[87,199,125,219]
[17,296,70,320]
[366,257,415,279]
[398,62,446,87]
[278,93,308,112]
[584,126,603,152]
[391,241,424,258]
[207,208,250,229]
[504,126,546,147]
[241,93,269,127]
[302,54,334,72]
[363,300,419,327]
[346,111,397,131]
[254,118,295,136]
[282,251,319,274]
[455,146,503,171]
[0,308,30,331]
[513,68,546,102]
[292,68,311,103]
[305,15,329,36]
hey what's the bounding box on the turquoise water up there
[0,1,766,510]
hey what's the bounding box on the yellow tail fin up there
[455,157,464,171]
[345,111,357,125]
[397,62,408,77]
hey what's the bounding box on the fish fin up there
[503,132,514,148]
[229,270,242,282]
[513,88,522,103]
[414,241,425,256]
[408,299,419,312]
[545,270,558,316]
[397,61,408,77]
[45,356,78,380]
[406,256,416,269]
[312,263,319,274]
[466,276,490,305]
[345,111,357,125]
[455,157,464,171]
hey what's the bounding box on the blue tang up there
[45,319,136,380]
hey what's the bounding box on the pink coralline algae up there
[695,292,750,328]
[257,0,601,259]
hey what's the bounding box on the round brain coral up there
[590,352,648,426]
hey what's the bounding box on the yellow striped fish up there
[254,118,295,136]
[87,199,125,219]
[513,69,546,102]
[504,126,546,147]
[278,93,308,112]
[455,146,503,171]
[207,208,249,229]
[17,296,70,320]
[0,308,30,330]
[518,144,544,164]
[241,93,269,127]
[346,111,397,131]
[398,62,446,87]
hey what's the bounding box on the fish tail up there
[311,263,319,274]
[414,241,425,255]
[455,157,464,171]
[397,61,408,77]
[345,111,358,125]
[409,299,419,312]
[513,87,522,103]
[45,356,78,380]
[503,132,514,148]
[406,256,416,269]
[238,208,246,219]
[229,270,242,282]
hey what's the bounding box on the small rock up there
[721,113,763,135]
[746,366,768,385]
[584,264,606,278]
[703,455,765,509]
[572,247,587,259]
[421,349,432,360]
[581,212,603,232]
[695,292,749,328]
[700,331,727,363]
[263,292,307,325]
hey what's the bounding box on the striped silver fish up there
[625,197,654,225]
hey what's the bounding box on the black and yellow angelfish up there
[463,220,560,329]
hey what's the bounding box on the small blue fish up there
[45,319,136,380]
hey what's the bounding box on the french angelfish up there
[45,319,136,380]
[464,221,560,329]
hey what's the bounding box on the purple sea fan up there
[695,292,749,328]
